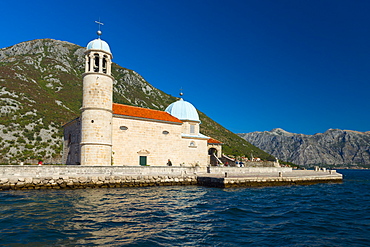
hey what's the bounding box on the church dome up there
[86,38,111,54]
[165,98,200,122]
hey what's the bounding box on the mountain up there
[238,128,370,168]
[0,38,274,164]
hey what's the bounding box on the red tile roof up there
[112,103,182,123]
[208,138,223,144]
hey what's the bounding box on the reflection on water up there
[0,170,370,246]
[1,187,213,246]
[64,187,210,246]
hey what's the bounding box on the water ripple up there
[0,170,369,246]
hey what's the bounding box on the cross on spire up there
[95,19,104,30]
[95,19,104,37]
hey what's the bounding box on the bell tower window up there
[86,55,91,73]
[102,55,108,74]
[94,53,99,72]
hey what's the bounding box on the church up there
[62,31,222,167]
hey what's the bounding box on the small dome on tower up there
[165,98,200,122]
[86,38,111,54]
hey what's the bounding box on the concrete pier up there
[198,170,343,188]
[0,166,343,190]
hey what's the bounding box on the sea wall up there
[198,169,342,188]
[0,174,198,190]
[0,165,343,190]
[0,166,199,190]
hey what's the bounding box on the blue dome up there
[86,38,111,53]
[165,98,200,122]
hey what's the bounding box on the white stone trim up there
[82,72,115,80]
[81,107,113,113]
[80,142,112,147]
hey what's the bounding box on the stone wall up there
[0,166,199,190]
[0,165,200,177]
[0,174,197,190]
[0,165,342,190]
[62,118,81,165]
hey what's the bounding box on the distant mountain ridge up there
[0,38,273,163]
[238,128,370,167]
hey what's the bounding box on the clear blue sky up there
[1,0,369,135]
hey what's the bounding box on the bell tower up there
[80,25,114,166]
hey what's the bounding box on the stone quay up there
[0,166,342,190]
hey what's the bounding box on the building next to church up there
[62,31,222,167]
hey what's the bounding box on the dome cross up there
[95,19,104,36]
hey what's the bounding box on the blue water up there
[0,170,369,247]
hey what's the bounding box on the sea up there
[0,169,369,247]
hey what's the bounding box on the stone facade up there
[63,108,212,167]
[112,115,208,167]
[62,118,81,165]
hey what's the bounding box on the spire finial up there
[179,88,183,97]
[95,19,104,37]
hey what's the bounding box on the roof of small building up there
[86,38,111,54]
[112,103,183,123]
[165,98,200,122]
[182,133,209,140]
[208,138,223,144]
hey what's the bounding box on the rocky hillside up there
[0,38,273,164]
[238,128,370,168]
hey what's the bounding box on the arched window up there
[102,55,108,74]
[94,53,99,72]
[87,55,91,72]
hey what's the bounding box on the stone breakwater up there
[0,175,197,190]
[0,166,342,190]
[0,166,199,190]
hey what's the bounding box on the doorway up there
[139,156,147,166]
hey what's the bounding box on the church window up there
[190,124,195,134]
[91,120,94,123]
[189,141,197,148]
[162,130,169,135]
[120,126,128,130]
